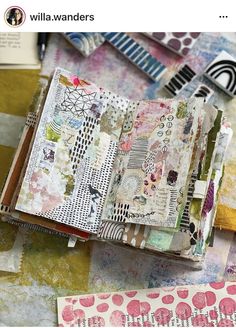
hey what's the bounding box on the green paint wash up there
[16,231,91,291]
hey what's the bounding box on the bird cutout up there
[43,147,55,163]
[87,184,103,225]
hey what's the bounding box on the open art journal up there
[0,67,232,262]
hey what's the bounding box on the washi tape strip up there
[63,32,105,57]
[204,50,236,97]
[164,64,196,96]
[191,83,214,102]
[145,32,201,57]
[102,32,167,82]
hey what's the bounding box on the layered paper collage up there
[0,67,232,263]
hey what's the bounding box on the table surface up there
[0,32,236,326]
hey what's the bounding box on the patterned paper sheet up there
[57,281,236,327]
[15,68,129,233]
[145,110,230,260]
[102,98,204,230]
[119,98,202,228]
[63,33,105,57]
[98,98,231,262]
[205,50,236,97]
[145,32,201,57]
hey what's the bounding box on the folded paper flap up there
[68,236,77,247]
[193,180,208,199]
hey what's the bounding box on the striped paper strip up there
[102,32,167,82]
[164,64,196,96]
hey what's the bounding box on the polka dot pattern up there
[146,32,201,56]
[177,289,188,299]
[146,292,159,299]
[209,282,225,289]
[209,310,218,320]
[217,318,234,327]
[227,285,236,295]
[88,316,105,327]
[62,305,74,322]
[219,297,236,315]
[97,293,111,300]
[175,302,192,320]
[109,310,126,327]
[112,294,124,306]
[58,282,236,327]
[79,296,95,307]
[154,307,172,325]
[97,303,109,312]
[125,291,137,298]
[127,300,141,317]
[162,295,174,304]
[73,309,85,324]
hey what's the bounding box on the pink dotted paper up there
[57,281,236,326]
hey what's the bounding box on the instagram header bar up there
[0,0,235,31]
